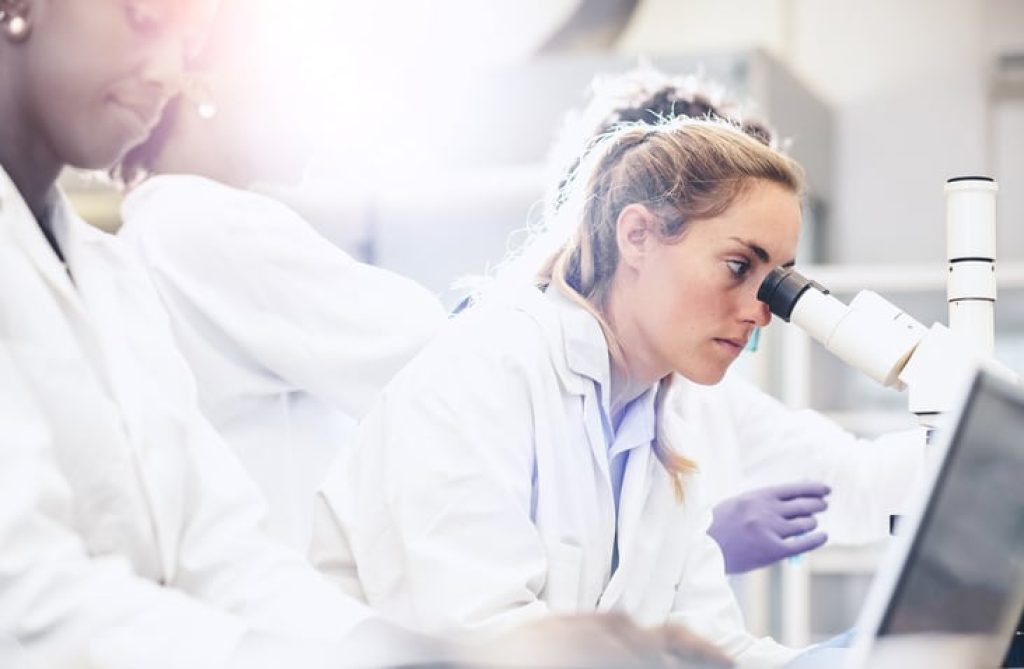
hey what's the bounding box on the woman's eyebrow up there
[730,236,769,262]
[729,236,795,267]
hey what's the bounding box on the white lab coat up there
[311,286,800,667]
[665,375,926,545]
[0,167,374,669]
[119,175,447,550]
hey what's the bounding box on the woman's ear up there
[616,203,657,271]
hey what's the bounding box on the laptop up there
[845,366,1024,668]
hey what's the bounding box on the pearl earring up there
[2,8,30,41]
[196,100,218,120]
[184,76,218,120]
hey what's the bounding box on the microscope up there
[757,177,1018,428]
[756,176,1023,665]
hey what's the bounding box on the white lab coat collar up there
[546,287,611,386]
[611,390,658,457]
[497,285,593,398]
[541,287,657,448]
[0,166,82,310]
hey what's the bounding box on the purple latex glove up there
[708,481,830,574]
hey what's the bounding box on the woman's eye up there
[726,259,750,279]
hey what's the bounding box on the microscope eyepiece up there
[757,267,829,322]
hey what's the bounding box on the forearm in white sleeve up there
[729,377,927,544]
[131,194,447,419]
[0,349,246,669]
[170,415,378,640]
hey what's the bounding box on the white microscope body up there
[758,176,1024,658]
[757,177,1019,428]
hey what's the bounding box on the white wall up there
[618,0,1024,263]
[790,0,990,264]
[996,100,1024,260]
[285,0,1022,297]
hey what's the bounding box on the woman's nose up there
[743,294,772,327]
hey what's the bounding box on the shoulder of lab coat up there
[0,178,375,666]
[313,289,555,633]
[119,174,446,418]
[667,371,927,544]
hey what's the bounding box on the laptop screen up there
[877,371,1024,637]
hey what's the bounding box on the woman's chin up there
[676,364,728,386]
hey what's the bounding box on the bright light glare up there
[242,0,578,176]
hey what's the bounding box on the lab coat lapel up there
[555,291,615,481]
[522,288,619,571]
[58,210,147,445]
[598,444,659,610]
[0,175,120,410]
[519,288,614,481]
[579,386,612,484]
[55,199,183,580]
[0,170,87,317]
[544,288,675,611]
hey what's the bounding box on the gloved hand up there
[708,481,830,574]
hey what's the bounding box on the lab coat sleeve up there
[727,376,927,544]
[313,321,553,635]
[104,237,380,646]
[667,507,800,668]
[171,413,378,640]
[0,345,247,669]
[127,191,447,418]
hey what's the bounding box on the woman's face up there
[615,179,802,386]
[16,0,217,169]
